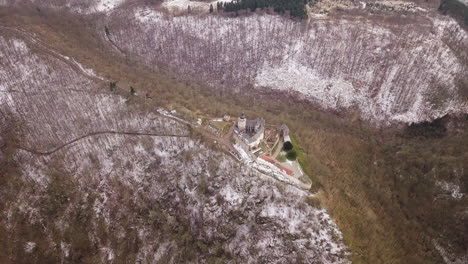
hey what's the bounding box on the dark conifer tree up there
[220,0,308,18]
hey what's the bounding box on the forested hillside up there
[0,1,467,264]
[107,5,467,124]
[439,0,468,26]
[0,17,349,263]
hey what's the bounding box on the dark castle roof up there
[235,115,265,145]
[279,124,289,135]
[246,119,264,129]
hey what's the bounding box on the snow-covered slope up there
[3,1,466,124]
[0,27,349,263]
[0,0,125,14]
[105,6,468,124]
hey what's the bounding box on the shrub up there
[283,141,293,151]
[276,155,286,162]
[402,118,447,138]
[286,150,297,160]
[109,81,117,92]
[305,196,322,209]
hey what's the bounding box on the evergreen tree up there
[104,26,110,36]
[221,0,308,18]
[109,81,117,92]
[209,4,214,13]
[283,141,293,151]
[130,87,136,96]
[286,150,297,161]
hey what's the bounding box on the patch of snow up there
[24,242,36,253]
[135,8,164,23]
[220,185,243,205]
[436,181,464,199]
[233,144,253,164]
[12,39,28,53]
[256,60,360,110]
[71,58,105,81]
[100,247,115,261]
[60,242,70,258]
[152,242,172,261]
[93,0,125,13]
[433,239,468,264]
[162,0,231,13]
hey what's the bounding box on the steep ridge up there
[0,1,467,263]
[3,0,467,125]
[102,3,468,124]
[0,22,350,263]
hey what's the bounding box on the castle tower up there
[238,113,246,131]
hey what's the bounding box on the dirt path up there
[220,124,235,152]
[158,110,237,153]
[105,32,127,56]
[16,130,190,156]
[272,140,283,159]
[0,25,106,83]
[195,125,236,153]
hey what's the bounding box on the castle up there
[234,113,265,150]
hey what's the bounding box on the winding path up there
[0,25,107,82]
[17,130,190,156]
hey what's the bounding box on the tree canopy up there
[221,0,310,19]
[283,141,293,151]
[286,150,297,160]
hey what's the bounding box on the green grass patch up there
[286,150,297,160]
[289,135,309,174]
[276,155,287,162]
[211,121,229,132]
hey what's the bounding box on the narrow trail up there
[0,25,107,83]
[103,3,141,56]
[17,130,190,156]
[105,33,127,56]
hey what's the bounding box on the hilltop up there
[0,1,467,263]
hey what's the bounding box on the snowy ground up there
[93,0,126,13]
[0,0,126,14]
[436,181,464,199]
[162,0,233,14]
[0,26,350,263]
[1,2,466,263]
[108,6,468,125]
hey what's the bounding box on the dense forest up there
[439,0,468,26]
[219,0,310,18]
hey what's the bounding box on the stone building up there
[279,124,291,143]
[234,113,265,150]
